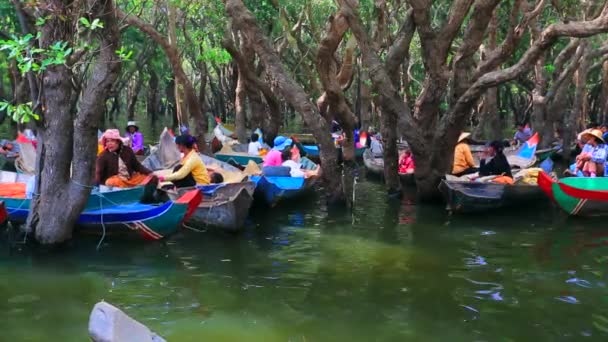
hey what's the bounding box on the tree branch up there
[444,6,608,133]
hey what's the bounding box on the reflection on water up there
[1,180,608,341]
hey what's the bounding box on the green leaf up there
[35,17,46,26]
[79,17,91,27]
[90,18,104,30]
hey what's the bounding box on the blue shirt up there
[591,144,607,163]
[514,128,533,144]
[582,144,594,154]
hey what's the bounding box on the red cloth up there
[398,155,415,173]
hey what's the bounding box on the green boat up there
[214,146,263,167]
[538,171,608,216]
[0,185,146,215]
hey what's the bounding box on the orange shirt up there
[452,143,476,174]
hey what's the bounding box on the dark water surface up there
[1,180,608,341]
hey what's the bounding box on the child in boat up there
[452,132,477,176]
[575,129,606,177]
[96,129,155,188]
[248,133,262,156]
[479,140,513,178]
[398,149,415,174]
[125,121,144,155]
[281,147,319,178]
[158,134,210,187]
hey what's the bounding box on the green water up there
[1,180,608,341]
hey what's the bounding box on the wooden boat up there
[250,175,317,207]
[145,131,257,229]
[538,171,608,216]
[169,181,256,231]
[439,179,546,214]
[214,145,264,166]
[362,149,415,185]
[0,181,147,213]
[4,189,201,240]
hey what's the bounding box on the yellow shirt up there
[452,143,476,174]
[164,150,210,185]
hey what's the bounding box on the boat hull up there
[538,172,608,216]
[171,182,256,231]
[4,190,201,240]
[439,179,545,214]
[250,175,316,207]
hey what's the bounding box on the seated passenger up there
[125,121,145,155]
[248,133,262,156]
[263,136,292,167]
[158,134,210,188]
[0,140,20,158]
[370,134,383,158]
[96,129,153,188]
[398,149,415,174]
[281,147,319,178]
[479,140,512,178]
[452,132,478,176]
[577,129,606,177]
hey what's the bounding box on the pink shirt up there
[263,149,283,166]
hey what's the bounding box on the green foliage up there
[115,46,133,61]
[79,17,104,31]
[198,43,231,65]
[0,34,72,74]
[0,101,39,123]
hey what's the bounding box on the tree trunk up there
[601,60,608,124]
[28,0,121,244]
[117,9,208,151]
[147,68,161,128]
[126,71,143,121]
[225,0,344,204]
[235,68,248,143]
[166,78,178,129]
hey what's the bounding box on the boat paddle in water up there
[538,171,608,216]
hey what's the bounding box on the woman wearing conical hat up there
[125,121,144,155]
[576,129,607,177]
[452,132,478,177]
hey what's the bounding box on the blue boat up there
[5,190,202,240]
[250,175,317,207]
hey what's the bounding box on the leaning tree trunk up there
[117,9,208,151]
[225,0,345,204]
[126,71,143,121]
[147,68,161,128]
[28,0,121,244]
[234,68,248,143]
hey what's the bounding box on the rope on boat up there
[71,180,107,251]
[96,194,106,251]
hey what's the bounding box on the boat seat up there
[262,166,291,177]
